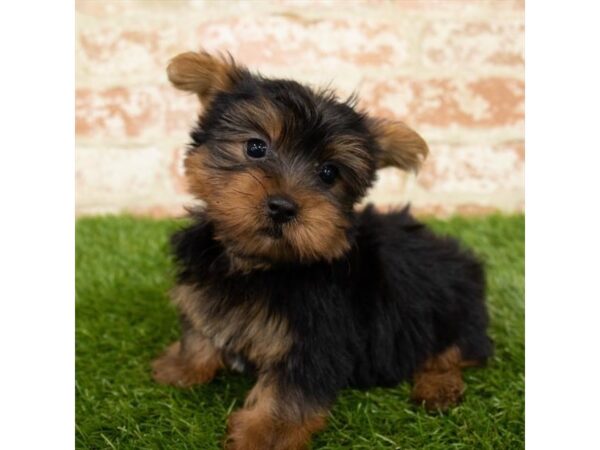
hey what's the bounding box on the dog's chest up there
[171,284,292,368]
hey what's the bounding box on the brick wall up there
[75,0,524,217]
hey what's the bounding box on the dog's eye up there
[318,163,339,185]
[246,139,268,158]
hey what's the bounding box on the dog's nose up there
[266,196,297,224]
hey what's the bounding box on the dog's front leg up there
[152,321,223,388]
[225,373,328,450]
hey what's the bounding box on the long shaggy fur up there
[171,206,492,407]
[152,50,492,450]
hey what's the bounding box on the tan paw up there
[151,341,217,387]
[411,369,465,411]
[225,407,322,450]
[225,409,272,450]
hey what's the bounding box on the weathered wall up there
[75,0,524,217]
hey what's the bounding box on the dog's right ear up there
[167,51,242,104]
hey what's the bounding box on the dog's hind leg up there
[410,345,473,411]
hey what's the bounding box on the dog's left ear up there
[368,119,429,172]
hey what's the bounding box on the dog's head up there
[169,51,428,263]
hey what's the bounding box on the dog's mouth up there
[259,224,284,240]
[226,225,296,265]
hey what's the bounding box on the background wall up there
[75,0,524,217]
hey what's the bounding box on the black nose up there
[266,196,297,224]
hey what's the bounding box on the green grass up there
[76,214,524,449]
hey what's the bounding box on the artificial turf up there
[76,214,524,449]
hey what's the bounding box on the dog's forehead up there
[205,76,374,168]
[261,79,359,128]
[255,80,370,154]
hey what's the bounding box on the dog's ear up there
[167,51,242,103]
[368,119,429,172]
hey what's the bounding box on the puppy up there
[152,51,493,450]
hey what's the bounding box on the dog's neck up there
[185,204,357,274]
[224,248,273,274]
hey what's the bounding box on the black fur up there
[172,205,493,410]
[159,53,493,435]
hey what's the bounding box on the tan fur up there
[411,345,474,411]
[184,149,351,263]
[286,189,351,261]
[183,148,213,199]
[221,99,284,143]
[326,135,372,175]
[369,119,429,172]
[171,284,292,368]
[151,338,222,387]
[167,51,240,103]
[226,377,327,450]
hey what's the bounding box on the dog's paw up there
[225,409,277,450]
[225,408,317,450]
[411,369,465,411]
[151,341,216,387]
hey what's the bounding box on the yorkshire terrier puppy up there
[152,51,492,450]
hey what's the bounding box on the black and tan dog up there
[152,51,493,449]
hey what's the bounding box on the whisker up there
[247,171,268,196]
[231,189,254,198]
